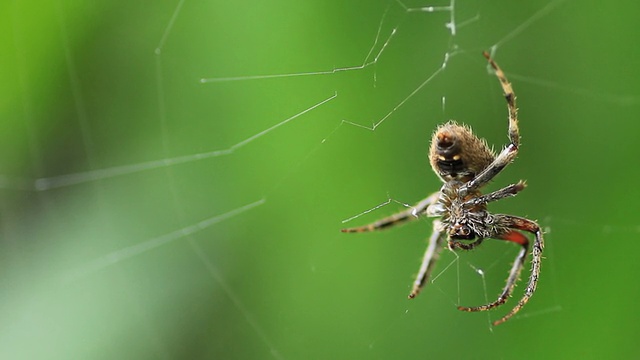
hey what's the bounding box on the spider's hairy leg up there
[463,53,520,193]
[493,216,544,326]
[464,181,526,207]
[457,215,543,326]
[408,220,446,299]
[483,51,519,146]
[463,144,518,192]
[341,192,439,233]
[457,229,528,314]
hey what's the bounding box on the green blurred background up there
[2,0,640,359]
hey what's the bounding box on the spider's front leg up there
[457,229,528,313]
[457,215,543,326]
[493,216,544,326]
[408,220,446,299]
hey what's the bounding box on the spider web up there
[4,0,639,358]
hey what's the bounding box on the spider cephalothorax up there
[342,52,544,326]
[430,180,504,242]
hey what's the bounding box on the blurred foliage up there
[2,0,640,359]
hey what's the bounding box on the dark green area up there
[2,0,639,359]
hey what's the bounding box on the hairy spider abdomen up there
[429,121,495,183]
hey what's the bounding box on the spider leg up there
[408,220,446,299]
[462,54,520,193]
[462,141,518,193]
[457,230,528,313]
[457,215,543,326]
[493,216,544,326]
[464,181,526,207]
[341,192,439,233]
[483,51,519,146]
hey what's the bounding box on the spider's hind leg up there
[463,54,521,193]
[483,51,519,147]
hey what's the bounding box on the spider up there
[341,52,543,326]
